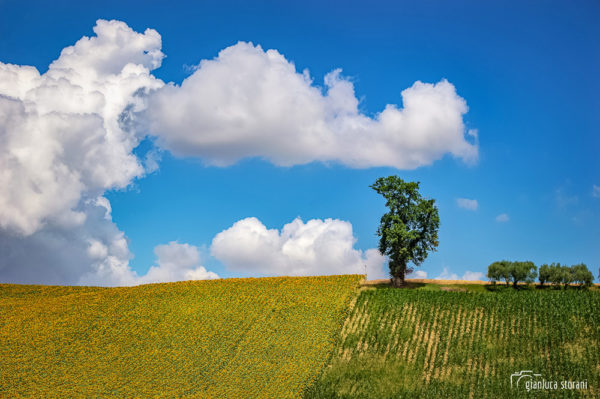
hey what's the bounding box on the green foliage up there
[547,263,565,287]
[570,263,594,288]
[542,263,595,289]
[487,261,507,285]
[305,288,600,399]
[370,176,440,286]
[508,261,537,287]
[487,261,536,288]
[538,264,551,286]
[560,265,575,288]
[487,260,513,286]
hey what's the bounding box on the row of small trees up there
[487,260,595,288]
[538,263,595,288]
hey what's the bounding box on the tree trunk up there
[392,267,406,287]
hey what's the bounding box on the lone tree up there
[371,176,440,287]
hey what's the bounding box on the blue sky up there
[0,0,598,284]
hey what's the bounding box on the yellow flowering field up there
[0,275,362,398]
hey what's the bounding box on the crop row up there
[307,288,600,398]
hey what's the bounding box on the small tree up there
[508,261,537,288]
[500,260,510,287]
[561,265,574,289]
[571,263,594,288]
[539,264,551,286]
[548,263,564,288]
[487,261,511,286]
[371,176,440,287]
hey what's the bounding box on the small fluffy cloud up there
[146,42,478,169]
[434,268,484,281]
[408,270,428,279]
[137,242,219,284]
[462,271,485,281]
[495,213,509,223]
[456,198,478,211]
[435,267,459,280]
[211,217,387,279]
[593,185,600,198]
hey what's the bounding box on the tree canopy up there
[508,261,537,287]
[571,264,594,287]
[487,260,536,287]
[487,260,511,286]
[492,262,595,289]
[538,264,551,286]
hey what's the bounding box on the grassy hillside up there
[305,284,600,398]
[0,275,362,398]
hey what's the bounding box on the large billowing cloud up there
[0,197,219,286]
[0,20,166,285]
[0,20,164,236]
[0,197,136,286]
[146,42,478,168]
[210,217,387,279]
[0,19,476,285]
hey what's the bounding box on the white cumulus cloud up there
[137,242,219,284]
[462,271,485,281]
[408,270,428,279]
[146,42,478,169]
[435,267,459,280]
[593,184,600,198]
[0,19,164,285]
[456,198,478,211]
[0,20,164,236]
[0,19,478,286]
[1,198,137,286]
[210,217,387,279]
[434,267,485,281]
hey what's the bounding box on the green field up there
[0,275,362,398]
[305,285,600,398]
[2,276,599,398]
